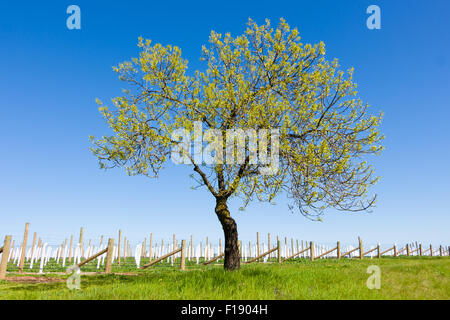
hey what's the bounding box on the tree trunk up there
[215,197,240,271]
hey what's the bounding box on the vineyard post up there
[79,227,84,257]
[239,240,243,260]
[149,233,153,262]
[0,236,12,280]
[430,244,433,257]
[190,235,193,261]
[19,222,29,273]
[68,235,73,263]
[256,232,260,262]
[180,240,186,270]
[11,240,15,257]
[284,237,288,258]
[105,238,114,274]
[37,238,42,257]
[337,241,341,259]
[30,232,37,266]
[310,241,315,262]
[173,234,176,253]
[205,236,208,261]
[143,238,146,258]
[419,244,423,256]
[358,237,364,259]
[394,244,397,257]
[291,238,294,260]
[277,240,281,263]
[123,237,127,261]
[377,244,381,258]
[118,230,122,266]
[268,233,271,259]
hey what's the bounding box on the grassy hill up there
[1,257,448,300]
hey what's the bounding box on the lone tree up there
[90,19,383,271]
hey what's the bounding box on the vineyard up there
[1,223,448,278]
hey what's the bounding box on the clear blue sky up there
[1,1,449,247]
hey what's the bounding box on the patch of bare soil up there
[5,276,65,284]
[113,272,139,276]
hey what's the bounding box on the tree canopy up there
[90,18,383,269]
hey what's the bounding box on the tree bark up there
[215,197,240,270]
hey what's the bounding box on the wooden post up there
[118,230,122,266]
[30,232,37,265]
[394,244,397,257]
[77,247,108,268]
[283,246,310,261]
[123,237,127,261]
[419,244,423,256]
[284,237,288,258]
[190,235,193,261]
[430,244,433,257]
[63,238,67,264]
[377,243,381,258]
[310,241,315,261]
[141,247,182,269]
[291,238,294,260]
[203,252,224,265]
[68,235,73,263]
[105,238,114,274]
[219,238,222,258]
[277,240,281,263]
[79,227,84,256]
[406,244,410,256]
[301,240,304,258]
[245,247,278,264]
[149,233,153,261]
[439,245,443,256]
[256,232,260,262]
[0,236,12,280]
[337,241,341,259]
[143,238,146,258]
[268,233,271,259]
[173,234,176,252]
[180,240,186,270]
[248,241,252,259]
[205,236,208,261]
[358,237,364,259]
[77,227,84,257]
[18,222,29,273]
[239,241,243,260]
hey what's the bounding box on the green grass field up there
[1,257,448,300]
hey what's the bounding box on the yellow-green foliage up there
[90,18,383,219]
